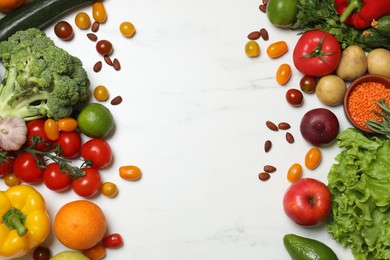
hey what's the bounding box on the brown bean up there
[91,21,100,32]
[260,28,269,41]
[247,31,261,40]
[262,0,269,5]
[87,33,98,42]
[286,132,295,144]
[264,140,272,152]
[266,121,278,131]
[278,122,291,130]
[93,61,102,72]
[263,165,276,173]
[111,95,122,105]
[258,172,270,181]
[113,58,121,71]
[259,4,266,13]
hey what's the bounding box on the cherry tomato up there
[75,12,91,29]
[32,246,51,260]
[43,162,72,192]
[26,120,51,151]
[119,21,136,37]
[245,41,260,57]
[293,30,341,77]
[92,2,107,23]
[14,152,44,184]
[287,163,303,183]
[300,75,317,93]
[72,168,102,198]
[276,63,292,85]
[119,165,142,181]
[4,173,20,187]
[101,182,118,197]
[54,130,82,159]
[0,149,15,177]
[54,21,74,41]
[102,233,123,248]
[305,147,322,170]
[44,118,59,141]
[94,85,109,101]
[83,244,106,260]
[267,41,288,58]
[58,117,78,132]
[285,88,303,106]
[96,40,113,56]
[81,138,112,169]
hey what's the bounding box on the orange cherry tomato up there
[58,117,78,132]
[287,163,302,183]
[75,12,91,29]
[92,2,107,23]
[101,182,118,197]
[119,165,142,181]
[119,21,136,38]
[94,85,109,101]
[44,118,59,141]
[82,244,106,260]
[4,173,21,187]
[276,63,292,85]
[245,41,260,57]
[267,41,288,58]
[305,147,322,170]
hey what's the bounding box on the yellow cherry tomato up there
[44,118,59,141]
[119,21,136,38]
[58,117,78,132]
[94,85,109,101]
[82,244,106,260]
[92,2,107,23]
[119,165,142,181]
[276,63,292,85]
[4,173,21,187]
[287,163,303,183]
[305,147,322,170]
[101,182,118,198]
[267,41,288,58]
[245,40,260,57]
[75,12,91,29]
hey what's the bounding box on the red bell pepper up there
[334,0,390,29]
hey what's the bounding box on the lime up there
[283,234,338,260]
[266,0,299,28]
[77,103,114,138]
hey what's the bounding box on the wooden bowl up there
[343,74,390,133]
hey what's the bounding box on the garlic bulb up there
[0,117,28,151]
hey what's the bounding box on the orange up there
[54,200,107,250]
[0,0,26,12]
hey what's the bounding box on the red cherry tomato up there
[43,162,73,192]
[285,88,304,106]
[300,75,317,93]
[102,233,123,249]
[13,152,44,184]
[0,149,15,177]
[293,30,341,77]
[72,168,102,198]
[81,138,112,169]
[96,40,113,56]
[54,131,82,159]
[54,21,74,40]
[26,120,51,151]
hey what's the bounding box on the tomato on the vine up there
[43,162,73,192]
[81,138,112,169]
[14,152,44,184]
[26,120,51,151]
[72,168,102,198]
[293,30,341,77]
[0,149,14,177]
[54,130,82,159]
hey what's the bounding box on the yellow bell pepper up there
[0,185,50,259]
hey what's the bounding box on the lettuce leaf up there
[327,128,390,260]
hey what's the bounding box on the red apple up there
[283,178,331,226]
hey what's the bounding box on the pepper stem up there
[339,0,361,23]
[2,208,28,236]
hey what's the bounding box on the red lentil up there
[347,81,390,130]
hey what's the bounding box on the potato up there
[367,48,390,78]
[315,75,346,106]
[336,45,367,81]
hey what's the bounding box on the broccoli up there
[0,28,90,121]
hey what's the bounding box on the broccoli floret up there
[0,28,90,121]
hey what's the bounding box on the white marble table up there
[1,0,356,259]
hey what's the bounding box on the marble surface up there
[1,0,356,259]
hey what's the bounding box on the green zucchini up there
[356,28,390,51]
[0,0,101,42]
[372,15,390,37]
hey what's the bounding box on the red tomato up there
[81,138,112,169]
[26,120,51,151]
[43,162,73,192]
[54,21,74,40]
[14,152,44,184]
[293,30,341,77]
[54,131,82,159]
[102,233,123,249]
[0,149,15,177]
[72,168,102,198]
